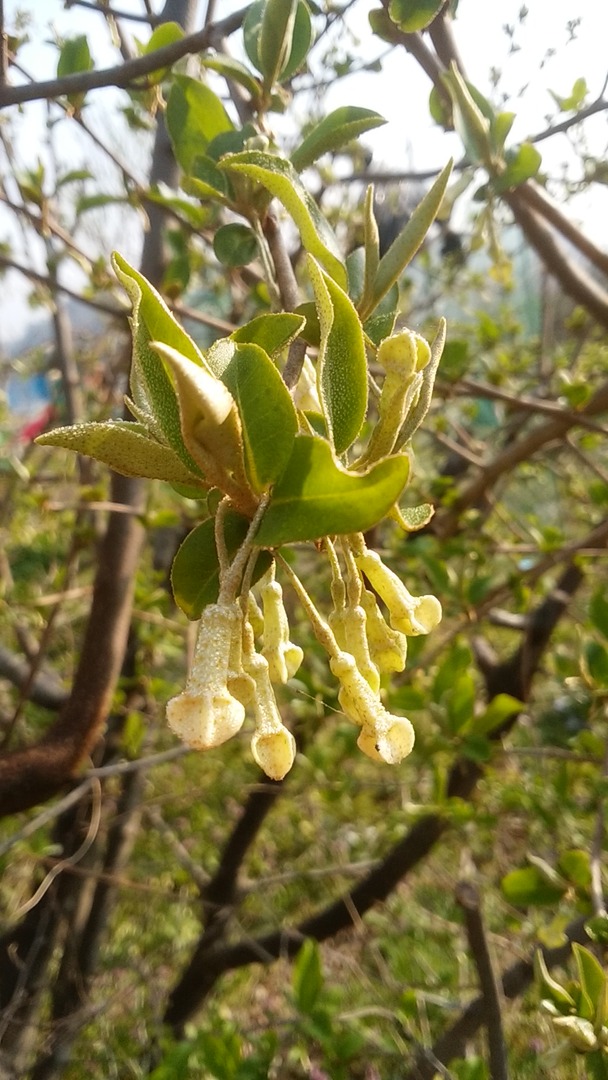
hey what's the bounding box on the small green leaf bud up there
[355,549,442,636]
[166,603,246,749]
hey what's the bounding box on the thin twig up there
[456,881,508,1080]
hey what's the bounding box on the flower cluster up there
[167,527,441,780]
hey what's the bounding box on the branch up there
[0,644,67,711]
[0,9,247,108]
[433,378,608,538]
[503,192,608,330]
[514,182,608,280]
[455,882,508,1080]
[406,914,592,1080]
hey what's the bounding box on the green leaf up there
[501,866,566,907]
[230,312,305,358]
[469,693,522,736]
[182,155,233,203]
[308,257,368,454]
[585,641,608,687]
[557,849,591,890]
[213,223,259,267]
[259,0,298,87]
[394,502,434,531]
[244,0,312,83]
[590,589,608,640]
[143,21,184,54]
[491,111,515,152]
[171,514,272,619]
[57,35,93,78]
[139,20,184,82]
[166,75,234,174]
[290,107,386,173]
[388,0,445,32]
[219,342,298,493]
[112,252,207,473]
[255,435,410,547]
[145,184,208,228]
[220,151,347,287]
[494,142,542,192]
[550,76,588,112]
[361,160,452,318]
[36,421,204,486]
[201,53,262,100]
[573,944,607,1026]
[364,283,399,344]
[535,949,577,1011]
[293,940,324,1016]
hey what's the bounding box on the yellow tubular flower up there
[166,603,246,750]
[330,604,379,693]
[245,640,296,781]
[360,588,408,673]
[261,579,304,684]
[355,548,442,636]
[329,652,415,765]
[227,611,256,706]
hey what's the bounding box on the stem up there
[218,495,270,605]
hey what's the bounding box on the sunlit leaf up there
[501,866,566,906]
[229,312,305,358]
[255,436,410,546]
[388,0,445,32]
[494,142,542,192]
[308,257,368,454]
[112,253,207,474]
[219,341,298,493]
[201,53,262,99]
[151,341,252,505]
[244,0,312,83]
[290,107,386,173]
[166,75,234,173]
[36,421,204,486]
[361,160,452,318]
[220,151,347,287]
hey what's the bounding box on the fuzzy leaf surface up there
[308,257,368,454]
[36,421,204,486]
[220,151,346,287]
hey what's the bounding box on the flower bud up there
[329,604,379,693]
[355,549,442,636]
[360,588,408,673]
[377,329,430,377]
[293,354,322,413]
[261,579,304,683]
[330,651,415,765]
[246,647,296,781]
[166,603,245,749]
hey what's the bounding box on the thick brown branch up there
[514,182,608,280]
[0,475,145,817]
[0,9,246,108]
